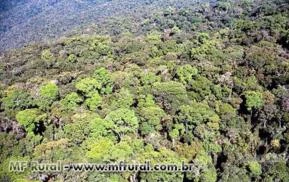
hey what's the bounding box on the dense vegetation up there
[1,0,289,181]
[0,0,200,52]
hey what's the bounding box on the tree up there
[41,49,54,61]
[1,89,34,116]
[137,94,155,108]
[175,64,198,84]
[138,145,187,181]
[177,102,220,127]
[220,165,250,182]
[189,76,213,100]
[105,108,138,139]
[41,49,55,67]
[86,137,114,162]
[145,31,163,58]
[93,67,113,94]
[169,123,186,146]
[89,117,114,139]
[85,93,102,111]
[0,156,31,182]
[110,88,134,109]
[140,72,161,86]
[191,151,217,182]
[109,140,134,161]
[191,33,225,62]
[66,54,77,63]
[38,82,59,110]
[16,109,46,134]
[263,161,289,181]
[75,77,101,97]
[215,101,237,121]
[39,82,59,100]
[138,106,166,135]
[247,161,262,177]
[33,138,69,161]
[244,91,264,111]
[64,112,99,145]
[60,92,83,111]
[152,81,189,113]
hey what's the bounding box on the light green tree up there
[16,109,46,133]
[138,106,166,135]
[60,92,83,111]
[1,89,34,116]
[93,67,113,94]
[75,77,101,97]
[105,108,138,139]
[86,137,114,162]
[85,93,102,111]
[110,88,134,109]
[38,82,59,110]
[176,64,198,84]
[247,161,262,176]
[244,91,264,111]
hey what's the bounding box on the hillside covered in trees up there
[1,0,289,181]
[0,0,201,52]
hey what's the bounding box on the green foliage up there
[138,146,186,181]
[63,35,112,60]
[247,161,262,176]
[93,67,113,94]
[189,76,213,100]
[64,112,99,144]
[174,101,220,145]
[137,94,155,108]
[86,137,142,163]
[2,1,289,181]
[41,49,54,61]
[38,82,59,110]
[169,123,185,141]
[75,77,101,97]
[139,106,166,135]
[85,93,102,111]
[172,25,181,34]
[216,101,237,120]
[177,102,220,126]
[86,137,114,161]
[145,31,162,44]
[1,89,34,116]
[33,138,69,161]
[140,72,161,86]
[105,108,138,137]
[212,84,231,100]
[220,165,250,182]
[89,117,114,139]
[175,64,198,84]
[109,139,134,161]
[263,162,289,181]
[152,81,189,112]
[66,54,77,63]
[161,40,180,55]
[0,156,31,182]
[16,109,45,133]
[193,151,217,182]
[244,91,264,111]
[191,33,225,62]
[110,88,134,109]
[60,92,83,110]
[39,82,59,100]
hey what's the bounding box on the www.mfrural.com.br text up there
[9,161,199,173]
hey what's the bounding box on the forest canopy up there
[1,0,289,181]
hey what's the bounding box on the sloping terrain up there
[1,0,289,181]
[0,0,202,52]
